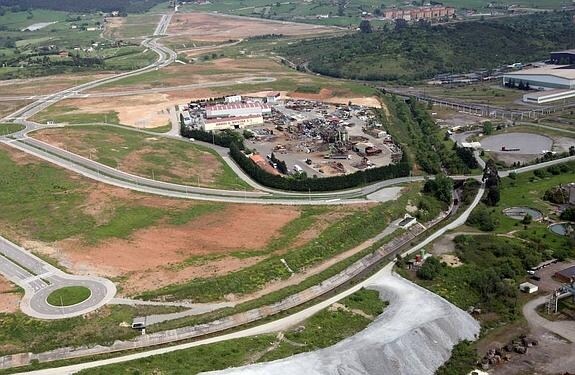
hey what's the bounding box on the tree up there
[417,256,442,280]
[521,213,532,225]
[482,160,500,206]
[423,174,453,203]
[482,121,493,135]
[359,20,372,34]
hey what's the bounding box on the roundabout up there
[46,286,92,307]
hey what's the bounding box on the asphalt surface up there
[0,236,116,319]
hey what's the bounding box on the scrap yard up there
[180,95,402,177]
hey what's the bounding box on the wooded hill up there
[0,0,165,13]
[280,11,575,83]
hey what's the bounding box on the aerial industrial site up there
[0,1,574,375]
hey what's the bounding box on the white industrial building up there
[202,115,264,132]
[502,65,575,90]
[205,102,271,118]
[523,89,575,104]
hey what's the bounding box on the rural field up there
[30,125,247,189]
[167,12,341,42]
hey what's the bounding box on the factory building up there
[205,102,271,118]
[202,115,264,132]
[523,89,575,104]
[550,49,575,65]
[502,65,575,90]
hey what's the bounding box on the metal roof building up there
[503,65,575,90]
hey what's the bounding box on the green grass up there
[0,146,222,244]
[46,286,91,306]
[33,107,120,125]
[144,124,172,133]
[28,125,249,190]
[0,304,185,356]
[77,288,386,375]
[0,123,24,135]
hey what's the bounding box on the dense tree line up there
[280,11,575,82]
[229,142,411,191]
[181,126,411,191]
[383,95,474,175]
[0,0,165,13]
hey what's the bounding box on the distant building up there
[205,102,271,118]
[550,49,575,65]
[266,91,281,103]
[523,89,575,104]
[555,266,575,283]
[224,95,242,103]
[202,115,264,132]
[383,6,455,22]
[503,65,575,90]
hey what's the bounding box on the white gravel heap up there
[202,272,480,375]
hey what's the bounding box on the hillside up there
[280,11,575,83]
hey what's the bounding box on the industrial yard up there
[180,95,401,178]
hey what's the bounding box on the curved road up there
[0,236,116,319]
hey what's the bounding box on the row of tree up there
[182,126,412,191]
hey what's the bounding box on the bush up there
[467,205,497,231]
[560,207,575,221]
[417,256,442,280]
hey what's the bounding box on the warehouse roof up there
[206,102,270,111]
[551,49,575,55]
[504,65,575,80]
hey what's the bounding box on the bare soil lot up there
[168,12,338,42]
[52,204,301,294]
[0,278,20,314]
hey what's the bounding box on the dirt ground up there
[0,100,32,119]
[247,89,381,108]
[491,330,575,375]
[168,12,338,42]
[0,279,20,314]
[36,199,301,294]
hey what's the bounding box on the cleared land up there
[0,145,308,295]
[30,125,245,189]
[88,57,379,107]
[0,278,20,314]
[167,12,340,42]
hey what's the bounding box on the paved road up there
[523,295,575,343]
[0,236,116,319]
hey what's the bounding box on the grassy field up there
[77,288,386,375]
[0,304,185,356]
[46,286,91,306]
[420,83,524,107]
[29,125,249,190]
[0,123,24,135]
[0,145,227,244]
